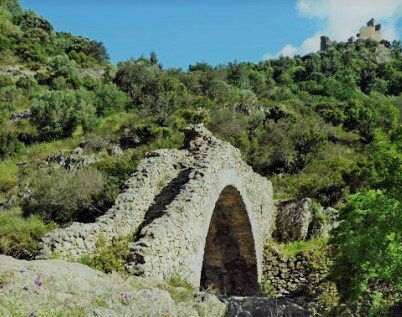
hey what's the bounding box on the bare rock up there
[274,198,314,242]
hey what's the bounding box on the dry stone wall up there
[39,125,275,293]
[38,148,193,259]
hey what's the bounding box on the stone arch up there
[39,125,275,296]
[201,185,259,296]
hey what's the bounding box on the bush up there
[248,117,327,175]
[0,159,19,193]
[0,207,56,259]
[331,190,402,315]
[0,131,25,159]
[22,167,106,224]
[119,120,177,149]
[31,89,97,139]
[87,235,130,273]
[93,82,130,116]
[343,95,399,140]
[16,76,39,95]
[0,74,13,88]
[114,60,163,105]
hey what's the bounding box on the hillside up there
[0,0,401,316]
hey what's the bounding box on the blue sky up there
[20,0,402,69]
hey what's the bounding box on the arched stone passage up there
[201,185,260,295]
[39,125,275,294]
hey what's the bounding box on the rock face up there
[0,255,319,317]
[224,296,310,317]
[273,198,314,242]
[0,255,226,317]
[39,124,275,295]
[44,151,101,171]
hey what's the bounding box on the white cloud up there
[263,0,402,59]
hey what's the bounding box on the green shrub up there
[94,82,130,116]
[0,74,13,88]
[331,190,402,315]
[16,76,39,95]
[0,159,18,193]
[119,120,176,149]
[22,167,106,224]
[31,89,97,139]
[0,207,56,258]
[114,60,163,105]
[0,130,25,159]
[0,85,24,111]
[248,117,327,175]
[88,235,130,273]
[343,95,399,140]
[167,274,194,290]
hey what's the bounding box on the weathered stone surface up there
[358,18,381,42]
[39,124,275,294]
[107,144,124,156]
[262,246,339,315]
[10,110,32,123]
[0,255,226,317]
[224,296,310,317]
[44,151,101,171]
[320,36,332,51]
[274,198,314,242]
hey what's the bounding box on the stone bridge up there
[39,125,275,295]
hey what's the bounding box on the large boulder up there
[274,198,314,242]
[273,198,333,242]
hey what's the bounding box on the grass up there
[273,237,328,258]
[0,207,57,256]
[95,110,137,136]
[0,159,19,193]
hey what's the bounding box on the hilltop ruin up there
[320,18,388,51]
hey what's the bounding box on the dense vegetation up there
[0,0,401,314]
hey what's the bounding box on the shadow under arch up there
[200,185,260,295]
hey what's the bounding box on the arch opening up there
[200,185,259,296]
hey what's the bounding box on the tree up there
[331,190,402,315]
[114,60,163,105]
[331,128,402,315]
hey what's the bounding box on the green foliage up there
[114,59,164,105]
[246,116,328,175]
[22,167,106,224]
[0,207,56,258]
[0,130,25,159]
[343,94,399,140]
[93,82,130,116]
[368,129,402,200]
[0,159,18,193]
[94,152,140,210]
[31,89,97,139]
[119,119,182,150]
[331,190,402,314]
[167,274,195,290]
[88,235,130,273]
[330,122,402,315]
[0,0,22,15]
